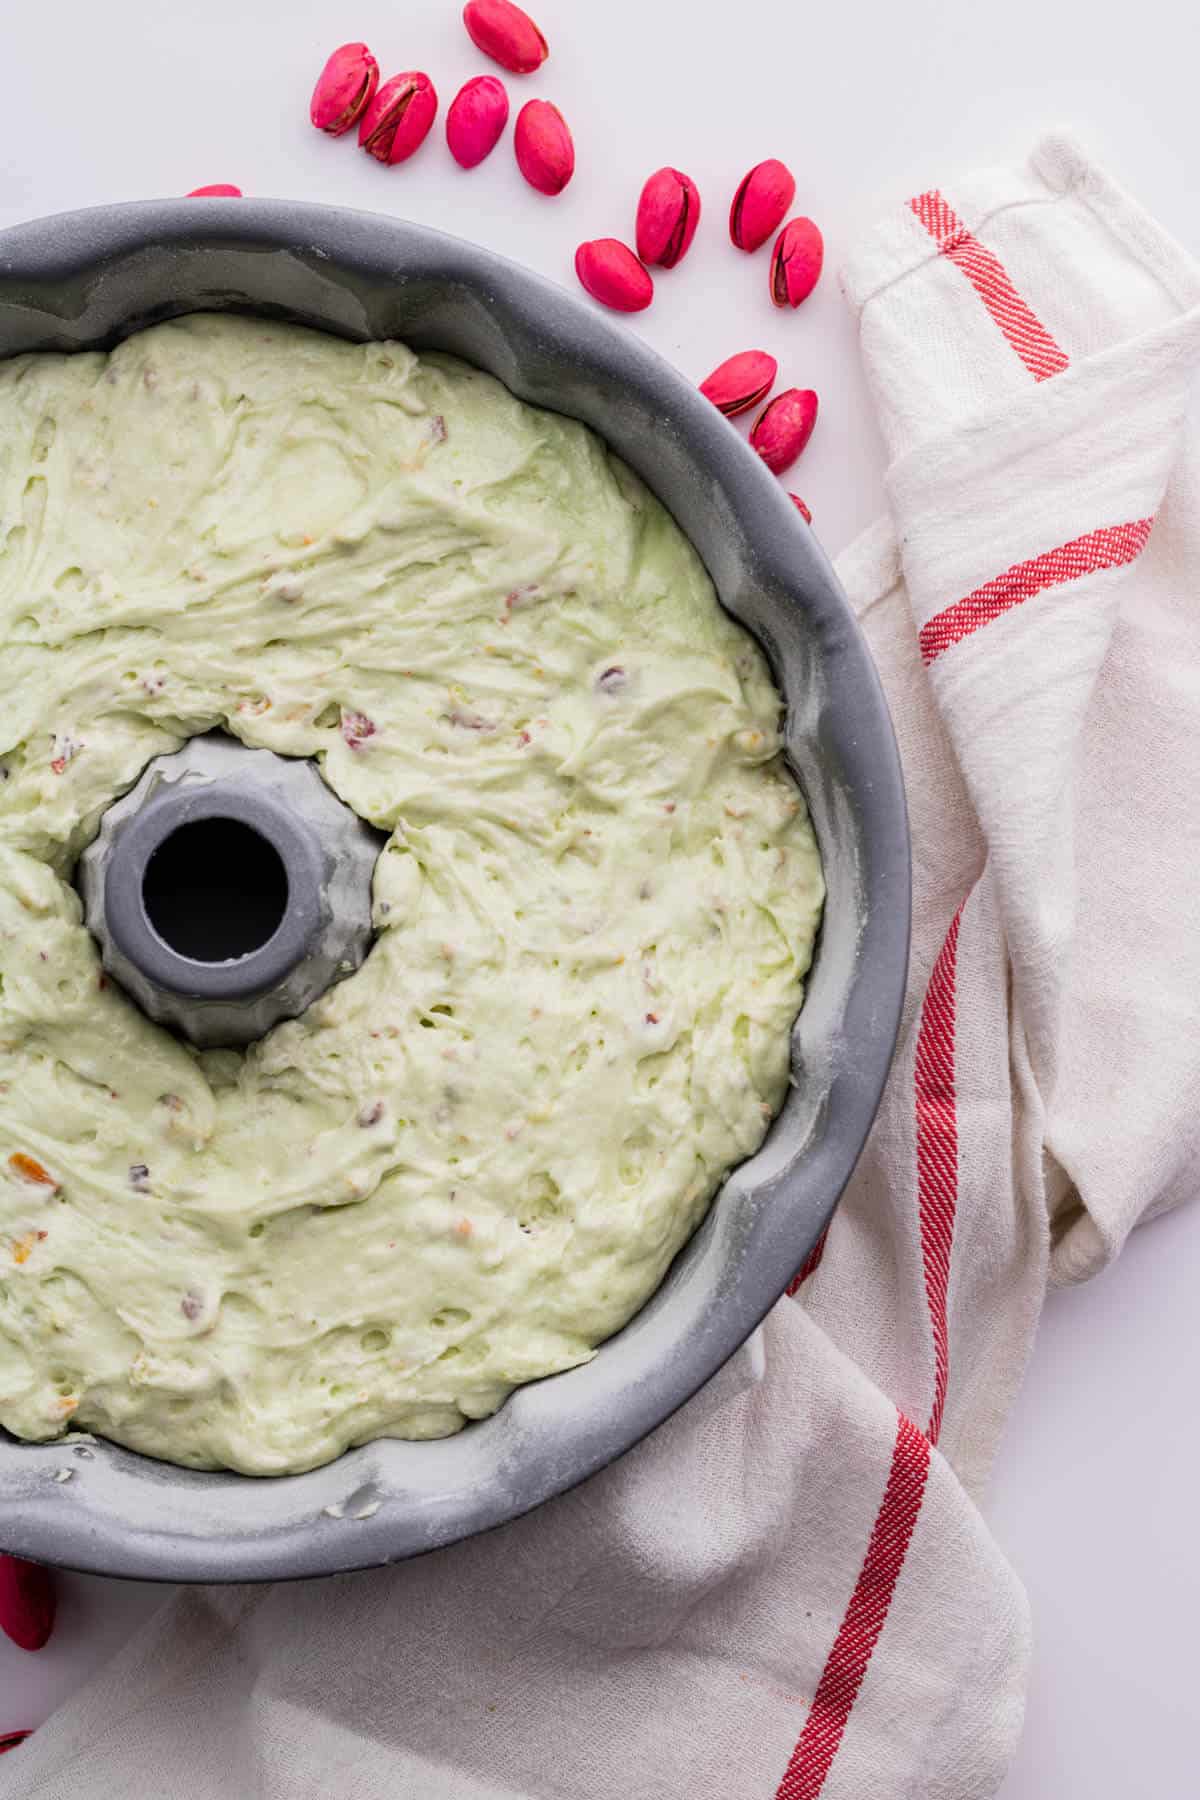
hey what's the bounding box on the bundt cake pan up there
[0,200,909,1580]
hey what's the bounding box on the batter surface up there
[0,316,823,1474]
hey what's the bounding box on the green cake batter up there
[0,315,823,1474]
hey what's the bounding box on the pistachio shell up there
[514,99,574,195]
[699,350,778,418]
[788,494,813,523]
[636,167,701,269]
[770,217,824,308]
[0,1555,55,1651]
[749,388,819,474]
[729,159,796,253]
[358,72,439,165]
[574,239,654,313]
[310,42,379,136]
[462,0,548,74]
[446,75,510,167]
[186,185,242,198]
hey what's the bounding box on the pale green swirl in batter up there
[0,316,823,1474]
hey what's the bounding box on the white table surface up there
[2,2,1197,1793]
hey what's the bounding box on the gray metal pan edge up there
[0,200,910,1582]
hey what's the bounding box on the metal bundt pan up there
[0,201,909,1581]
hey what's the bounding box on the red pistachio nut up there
[514,99,575,197]
[186,184,242,197]
[750,388,819,474]
[770,216,824,307]
[0,1556,55,1652]
[462,0,548,73]
[310,42,379,136]
[636,167,701,269]
[0,1731,32,1755]
[574,239,654,312]
[359,72,438,165]
[514,99,574,195]
[729,159,795,253]
[446,75,509,167]
[789,493,813,523]
[699,349,778,417]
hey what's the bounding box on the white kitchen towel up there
[5,131,1200,1800]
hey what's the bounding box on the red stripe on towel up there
[909,189,1069,381]
[786,1225,829,1297]
[773,903,967,1796]
[915,907,963,1444]
[919,518,1154,664]
[774,1413,932,1800]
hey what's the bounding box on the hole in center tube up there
[142,818,289,962]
